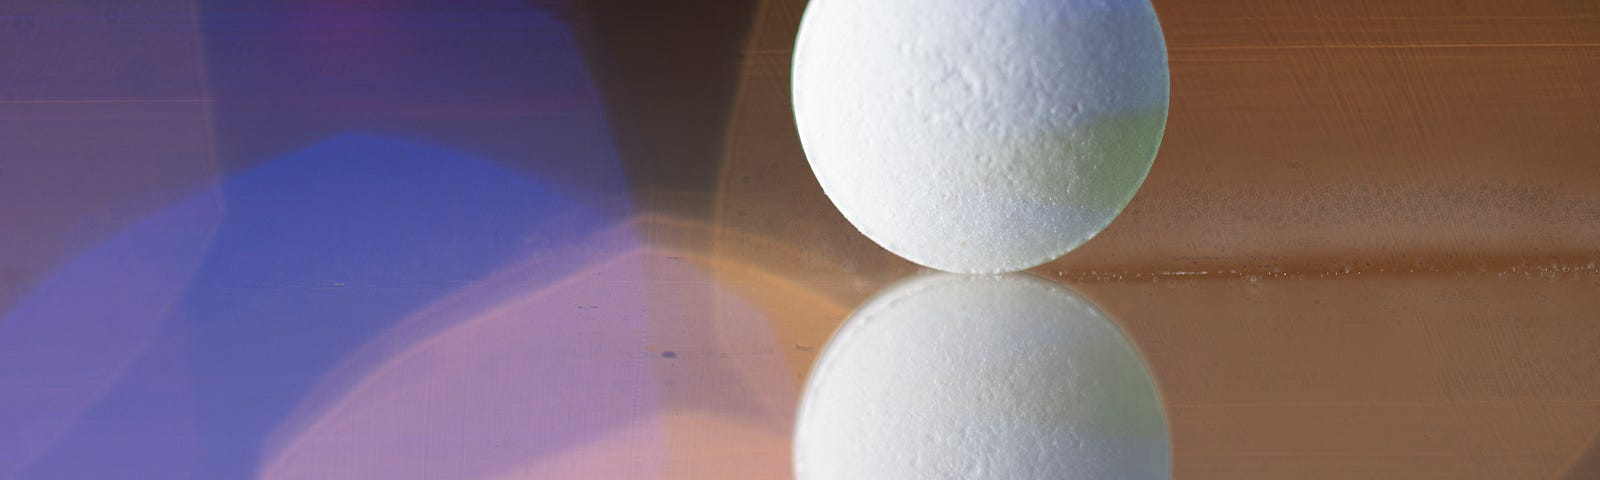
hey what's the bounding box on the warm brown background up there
[1,0,1595,478]
[712,0,1600,275]
[701,1,1600,479]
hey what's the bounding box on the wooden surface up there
[710,1,1600,478]
[1,0,1595,478]
[715,0,1600,275]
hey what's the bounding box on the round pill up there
[794,273,1169,479]
[792,0,1169,273]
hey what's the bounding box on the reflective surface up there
[2,1,1597,479]
[796,273,1167,479]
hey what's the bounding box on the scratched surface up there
[1,0,1598,479]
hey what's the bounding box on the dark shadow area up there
[1563,434,1600,480]
[534,0,762,211]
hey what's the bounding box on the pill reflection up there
[795,273,1168,480]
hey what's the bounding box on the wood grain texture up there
[708,1,1600,478]
[714,0,1600,276]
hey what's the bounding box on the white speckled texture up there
[792,0,1169,273]
[794,274,1169,479]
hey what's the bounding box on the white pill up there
[792,0,1169,273]
[794,273,1168,480]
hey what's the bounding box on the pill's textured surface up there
[792,0,1169,273]
[793,274,1169,479]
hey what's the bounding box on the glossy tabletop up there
[1,1,1597,479]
